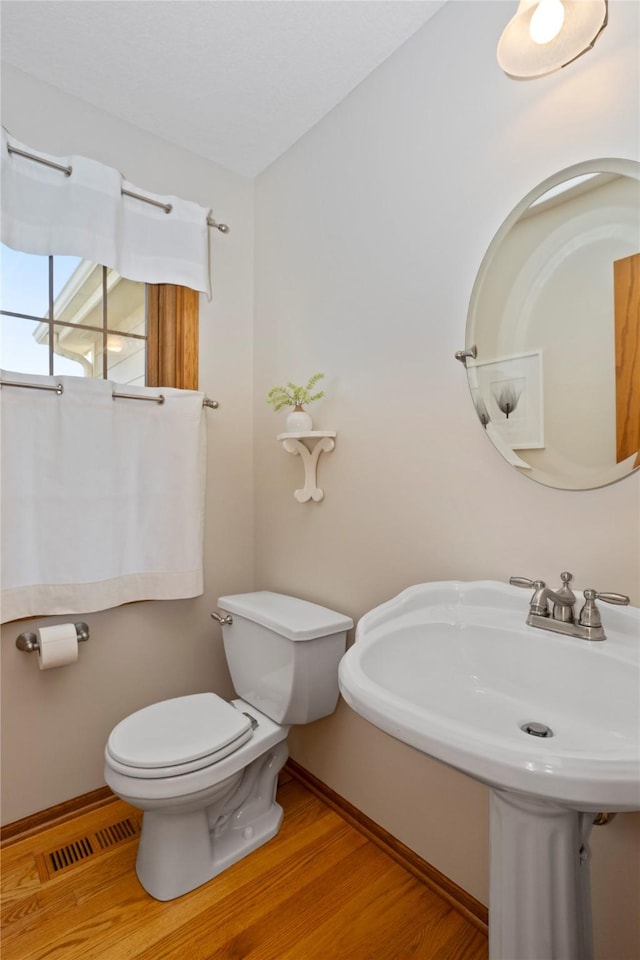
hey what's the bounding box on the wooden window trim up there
[146,284,199,390]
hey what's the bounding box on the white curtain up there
[0,372,207,622]
[1,128,212,296]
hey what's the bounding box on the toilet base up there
[136,739,288,900]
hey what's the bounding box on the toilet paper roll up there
[37,624,79,670]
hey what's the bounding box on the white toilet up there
[103,591,352,901]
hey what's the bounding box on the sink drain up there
[520,721,553,738]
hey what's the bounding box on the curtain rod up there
[6,143,230,234]
[0,377,219,408]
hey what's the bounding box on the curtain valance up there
[1,128,212,296]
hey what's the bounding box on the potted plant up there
[267,373,325,432]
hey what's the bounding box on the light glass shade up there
[497,0,608,79]
[529,0,565,43]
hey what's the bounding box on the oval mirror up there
[465,158,640,490]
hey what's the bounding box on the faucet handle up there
[578,589,630,628]
[509,577,545,589]
[589,590,630,606]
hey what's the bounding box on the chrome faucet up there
[509,572,630,641]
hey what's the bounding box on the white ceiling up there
[1,0,447,178]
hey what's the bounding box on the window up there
[0,244,198,389]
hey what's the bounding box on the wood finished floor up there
[1,773,488,960]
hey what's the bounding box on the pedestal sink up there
[338,581,640,960]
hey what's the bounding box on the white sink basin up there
[338,580,640,811]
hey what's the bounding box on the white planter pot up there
[286,408,313,432]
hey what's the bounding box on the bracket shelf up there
[277,431,336,503]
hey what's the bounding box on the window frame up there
[0,249,198,389]
[146,284,199,390]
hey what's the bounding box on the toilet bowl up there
[104,592,352,901]
[105,696,289,900]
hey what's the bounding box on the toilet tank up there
[217,592,353,725]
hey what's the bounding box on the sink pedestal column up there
[489,789,593,960]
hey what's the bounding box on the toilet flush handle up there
[211,611,233,625]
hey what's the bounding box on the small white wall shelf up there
[277,431,336,503]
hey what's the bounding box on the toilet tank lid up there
[217,591,353,641]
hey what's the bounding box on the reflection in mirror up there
[466,159,640,490]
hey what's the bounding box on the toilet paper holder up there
[16,622,90,652]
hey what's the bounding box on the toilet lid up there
[107,693,253,770]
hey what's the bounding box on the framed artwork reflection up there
[469,350,544,449]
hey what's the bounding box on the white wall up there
[253,3,640,957]
[0,66,255,823]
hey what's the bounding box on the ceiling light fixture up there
[106,336,124,354]
[497,0,608,80]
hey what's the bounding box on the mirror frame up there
[466,157,640,491]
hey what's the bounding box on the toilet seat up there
[106,693,254,778]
